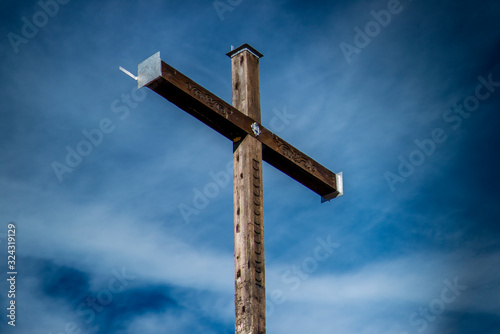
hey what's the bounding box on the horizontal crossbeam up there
[137,52,343,201]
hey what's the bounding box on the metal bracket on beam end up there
[321,172,344,203]
[138,52,162,89]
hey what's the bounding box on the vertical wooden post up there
[228,44,266,334]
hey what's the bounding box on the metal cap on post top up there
[226,43,264,59]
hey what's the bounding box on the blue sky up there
[1,0,499,333]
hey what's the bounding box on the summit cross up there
[132,43,343,334]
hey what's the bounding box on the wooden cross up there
[134,44,343,334]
